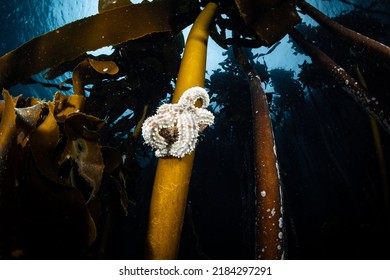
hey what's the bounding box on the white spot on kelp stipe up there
[278,217,283,228]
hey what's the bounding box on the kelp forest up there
[1,0,390,260]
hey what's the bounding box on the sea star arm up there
[169,112,199,158]
[178,86,210,108]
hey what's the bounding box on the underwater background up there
[1,0,390,259]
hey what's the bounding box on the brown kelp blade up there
[235,0,301,46]
[0,90,17,157]
[0,0,174,89]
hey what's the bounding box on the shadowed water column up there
[297,0,390,65]
[235,47,283,259]
[288,28,390,134]
[144,2,217,260]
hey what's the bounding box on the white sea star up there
[141,86,215,158]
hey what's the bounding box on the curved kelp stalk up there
[297,1,390,65]
[132,105,149,139]
[235,48,283,259]
[144,2,218,260]
[0,0,175,89]
[72,58,119,97]
[289,28,390,134]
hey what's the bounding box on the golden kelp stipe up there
[145,2,218,260]
[0,0,174,89]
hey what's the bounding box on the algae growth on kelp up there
[1,0,390,260]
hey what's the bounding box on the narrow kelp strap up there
[145,2,218,260]
[0,0,174,89]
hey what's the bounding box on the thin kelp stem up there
[71,58,119,113]
[73,58,119,96]
[72,60,90,97]
[234,47,283,260]
[144,2,218,260]
[289,28,390,134]
[132,105,149,139]
[297,0,390,65]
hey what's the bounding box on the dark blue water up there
[0,0,98,98]
[0,0,97,52]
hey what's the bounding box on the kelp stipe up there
[144,2,218,260]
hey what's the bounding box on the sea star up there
[141,86,215,158]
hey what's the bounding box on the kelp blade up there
[235,0,301,46]
[0,0,174,89]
